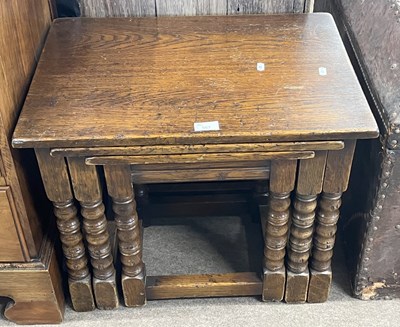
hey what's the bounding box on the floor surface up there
[1,216,399,326]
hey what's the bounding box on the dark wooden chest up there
[315,0,400,299]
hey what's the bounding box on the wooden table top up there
[13,14,378,148]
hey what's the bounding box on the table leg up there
[104,165,146,307]
[35,149,95,312]
[308,140,356,302]
[262,160,296,301]
[67,157,118,309]
[285,151,327,303]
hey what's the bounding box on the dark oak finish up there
[308,140,356,303]
[285,151,327,303]
[12,15,378,308]
[146,273,263,299]
[50,141,344,157]
[68,157,119,309]
[104,165,146,307]
[12,15,378,149]
[130,167,270,184]
[86,152,314,165]
[262,160,297,301]
[35,149,95,312]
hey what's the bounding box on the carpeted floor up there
[1,216,399,326]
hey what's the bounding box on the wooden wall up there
[0,0,53,257]
[77,0,314,17]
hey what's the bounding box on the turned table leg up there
[68,157,118,309]
[285,151,327,303]
[308,140,356,303]
[262,160,297,301]
[104,165,146,307]
[35,149,95,312]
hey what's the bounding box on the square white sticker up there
[319,67,327,76]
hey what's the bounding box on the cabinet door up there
[0,187,25,262]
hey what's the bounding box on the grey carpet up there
[1,216,399,326]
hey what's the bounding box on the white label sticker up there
[194,121,220,132]
[319,67,327,76]
[257,63,265,71]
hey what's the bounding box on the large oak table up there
[13,14,378,310]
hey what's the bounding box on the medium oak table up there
[13,14,378,310]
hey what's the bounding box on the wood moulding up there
[50,141,344,157]
[85,151,314,165]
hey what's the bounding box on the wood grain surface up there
[67,157,119,309]
[0,240,64,324]
[104,165,146,306]
[227,0,300,14]
[156,0,226,16]
[35,148,95,311]
[12,14,378,149]
[262,160,296,301]
[85,151,314,165]
[285,152,326,303]
[77,0,309,17]
[49,141,344,157]
[0,187,25,262]
[0,0,52,258]
[146,273,263,299]
[79,0,156,17]
[131,167,270,183]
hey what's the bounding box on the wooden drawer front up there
[0,186,25,262]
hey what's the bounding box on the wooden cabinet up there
[0,0,64,324]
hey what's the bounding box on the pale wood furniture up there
[0,0,64,324]
[12,14,378,310]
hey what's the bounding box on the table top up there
[13,14,378,148]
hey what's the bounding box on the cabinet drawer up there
[0,186,25,262]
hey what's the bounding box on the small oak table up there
[13,14,378,310]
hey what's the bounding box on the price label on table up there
[194,121,220,132]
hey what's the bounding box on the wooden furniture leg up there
[262,160,297,301]
[68,157,119,309]
[285,151,327,303]
[35,148,95,312]
[104,165,146,307]
[308,140,356,302]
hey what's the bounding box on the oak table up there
[12,14,378,310]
